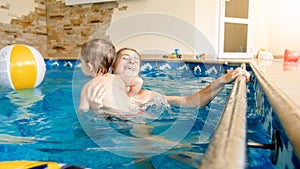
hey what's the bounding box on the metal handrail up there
[199,63,248,169]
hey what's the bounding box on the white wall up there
[252,0,271,55]
[252,0,300,56]
[0,0,38,23]
[268,0,300,55]
[109,0,300,57]
[109,0,270,57]
[108,0,199,56]
[195,0,218,57]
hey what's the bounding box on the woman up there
[84,47,250,112]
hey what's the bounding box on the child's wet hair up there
[80,38,116,75]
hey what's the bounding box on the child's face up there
[114,50,141,77]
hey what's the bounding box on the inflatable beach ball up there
[0,44,46,90]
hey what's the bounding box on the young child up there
[78,39,143,112]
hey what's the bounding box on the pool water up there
[0,61,274,168]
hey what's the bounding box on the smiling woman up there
[112,48,143,97]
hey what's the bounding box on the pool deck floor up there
[251,59,300,108]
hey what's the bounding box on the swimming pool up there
[0,60,298,168]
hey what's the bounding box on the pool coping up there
[250,62,300,160]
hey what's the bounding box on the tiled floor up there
[252,59,300,108]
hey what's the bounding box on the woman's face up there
[113,49,141,77]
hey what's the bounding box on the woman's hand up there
[222,67,251,84]
[86,78,106,110]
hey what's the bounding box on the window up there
[218,0,253,58]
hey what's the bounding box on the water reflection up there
[7,88,44,114]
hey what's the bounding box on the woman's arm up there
[165,67,250,107]
[78,78,107,111]
[86,78,106,110]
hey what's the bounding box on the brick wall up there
[0,0,47,57]
[0,0,118,59]
[46,0,118,59]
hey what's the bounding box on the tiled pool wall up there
[45,60,240,77]
[253,74,300,169]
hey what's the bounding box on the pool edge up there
[250,62,300,160]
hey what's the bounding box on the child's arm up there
[128,76,143,97]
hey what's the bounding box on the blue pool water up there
[0,60,276,168]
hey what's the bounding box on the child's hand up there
[128,76,143,97]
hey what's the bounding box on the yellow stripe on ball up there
[10,44,37,90]
[0,161,62,169]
